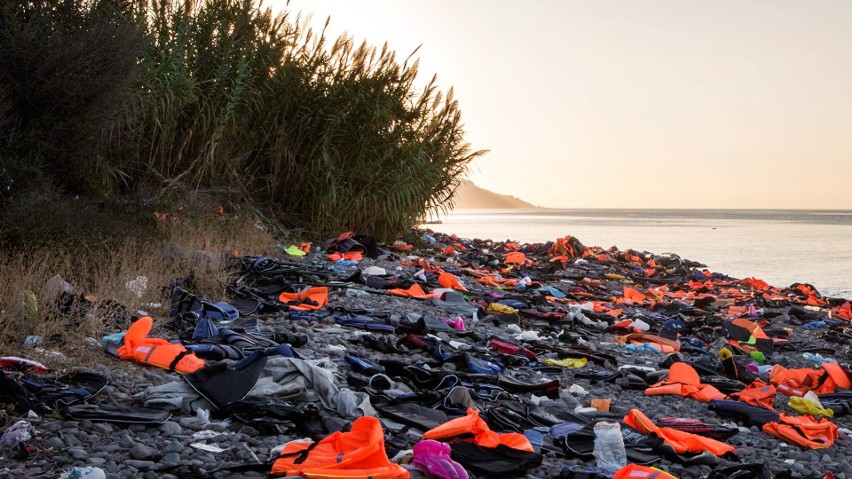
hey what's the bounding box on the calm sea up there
[427,209,852,298]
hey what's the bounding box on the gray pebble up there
[124,459,155,470]
[44,422,63,433]
[119,433,136,448]
[65,434,82,447]
[162,440,185,454]
[92,423,113,434]
[159,421,183,435]
[129,443,160,461]
[102,443,121,453]
[43,436,64,449]
[68,448,88,460]
[178,417,204,431]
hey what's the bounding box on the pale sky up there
[277,1,852,209]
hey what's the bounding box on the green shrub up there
[0,0,143,195]
[1,0,484,241]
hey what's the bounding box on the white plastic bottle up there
[593,421,627,476]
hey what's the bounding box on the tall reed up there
[113,0,484,239]
[1,0,484,241]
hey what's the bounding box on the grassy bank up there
[0,196,279,363]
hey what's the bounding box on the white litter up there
[190,443,225,453]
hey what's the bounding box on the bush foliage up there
[0,0,484,240]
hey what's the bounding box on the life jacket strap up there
[168,350,189,372]
[292,441,320,464]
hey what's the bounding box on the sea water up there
[428,209,852,298]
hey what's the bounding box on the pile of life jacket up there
[271,415,408,478]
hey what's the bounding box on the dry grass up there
[0,205,278,370]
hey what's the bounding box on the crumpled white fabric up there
[0,420,35,449]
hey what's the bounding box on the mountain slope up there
[452,180,537,209]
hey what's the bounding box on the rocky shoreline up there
[3,230,852,479]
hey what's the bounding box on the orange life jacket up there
[423,408,533,452]
[740,277,770,291]
[769,364,848,397]
[623,409,735,456]
[730,380,777,410]
[387,283,436,299]
[117,317,204,374]
[645,363,726,402]
[762,414,838,449]
[271,416,408,478]
[823,363,852,390]
[437,272,468,292]
[623,287,646,304]
[279,287,329,311]
[328,251,363,262]
[503,252,527,265]
[613,465,679,479]
[832,302,852,320]
[475,276,503,288]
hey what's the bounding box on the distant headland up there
[453,180,539,209]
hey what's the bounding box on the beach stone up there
[159,421,182,435]
[68,448,88,460]
[102,443,121,453]
[129,443,160,461]
[119,433,136,448]
[45,422,63,433]
[125,460,155,470]
[178,417,204,431]
[237,425,260,437]
[65,434,82,447]
[163,440,185,454]
[44,436,64,449]
[162,452,181,465]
